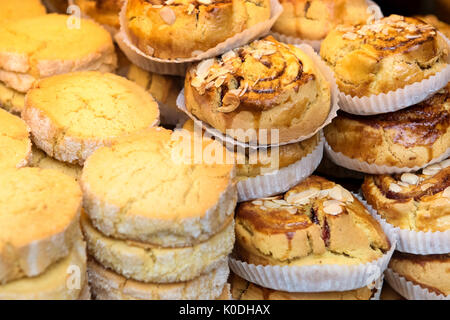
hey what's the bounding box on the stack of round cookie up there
[80,127,237,300]
[0,167,88,300]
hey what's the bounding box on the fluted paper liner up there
[359,195,450,255]
[271,0,383,52]
[177,44,339,149]
[237,133,324,202]
[115,0,283,76]
[325,140,450,175]
[229,196,397,293]
[385,269,449,300]
[337,33,450,115]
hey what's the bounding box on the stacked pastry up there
[0,167,87,300]
[80,127,237,300]
[230,175,393,300]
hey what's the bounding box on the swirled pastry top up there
[126,0,271,59]
[362,159,450,232]
[320,15,449,97]
[185,36,331,144]
[0,0,46,27]
[235,175,390,266]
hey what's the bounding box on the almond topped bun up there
[235,175,390,267]
[184,36,332,145]
[417,15,450,39]
[324,85,450,169]
[0,109,31,169]
[126,0,271,59]
[74,0,124,33]
[0,0,46,27]
[320,15,449,98]
[272,0,374,41]
[362,159,450,232]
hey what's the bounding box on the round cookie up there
[30,146,82,181]
[23,71,160,165]
[235,175,391,266]
[88,258,229,300]
[0,168,82,285]
[81,127,237,247]
[81,213,235,283]
[0,109,31,169]
[0,239,87,300]
[0,0,46,27]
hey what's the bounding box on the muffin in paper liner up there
[270,0,383,52]
[337,33,450,116]
[359,195,450,255]
[325,140,450,175]
[229,193,397,293]
[237,133,324,202]
[177,44,339,149]
[385,268,449,300]
[115,0,283,76]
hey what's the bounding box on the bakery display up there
[184,36,332,145]
[0,109,31,169]
[22,71,160,165]
[0,0,46,27]
[125,0,271,59]
[0,14,117,114]
[0,167,86,299]
[321,15,449,98]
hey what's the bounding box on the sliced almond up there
[251,200,263,206]
[401,173,419,185]
[219,91,240,113]
[440,159,450,169]
[159,7,176,25]
[323,203,343,215]
[286,207,297,215]
[443,186,450,198]
[264,201,280,209]
[272,199,289,206]
[286,189,319,205]
[187,4,195,14]
[420,183,434,191]
[222,50,236,61]
[422,164,441,176]
[191,76,203,88]
[389,183,403,193]
[197,0,212,4]
[196,58,215,79]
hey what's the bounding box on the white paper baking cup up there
[229,199,397,293]
[337,33,450,115]
[115,0,283,76]
[325,140,450,175]
[360,196,450,255]
[237,132,324,202]
[370,276,384,301]
[385,268,449,300]
[177,44,339,149]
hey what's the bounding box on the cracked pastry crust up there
[362,159,450,232]
[126,0,271,59]
[272,0,372,41]
[230,273,377,300]
[320,15,449,97]
[0,14,117,94]
[0,0,46,27]
[0,109,31,169]
[29,146,82,181]
[81,212,235,283]
[185,36,331,145]
[0,238,87,300]
[0,168,82,285]
[75,0,124,31]
[88,258,229,300]
[22,71,160,165]
[389,252,450,297]
[235,175,390,266]
[324,86,450,168]
[81,127,237,247]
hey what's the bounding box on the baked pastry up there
[75,0,124,33]
[320,15,449,97]
[230,273,378,300]
[389,252,450,297]
[184,36,332,145]
[417,15,450,39]
[324,86,450,169]
[0,109,31,169]
[30,146,82,181]
[0,14,117,113]
[126,0,271,59]
[272,0,373,41]
[23,71,160,165]
[126,63,185,125]
[362,159,450,232]
[0,0,46,27]
[235,175,390,266]
[0,168,82,285]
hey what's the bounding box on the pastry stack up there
[80,128,237,299]
[319,14,450,300]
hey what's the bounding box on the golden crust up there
[417,15,450,39]
[320,15,449,97]
[126,0,271,59]
[324,87,450,168]
[272,0,372,40]
[230,273,376,300]
[235,175,390,266]
[0,109,31,169]
[389,252,450,296]
[75,0,124,30]
[185,36,331,145]
[0,0,46,27]
[362,159,450,232]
